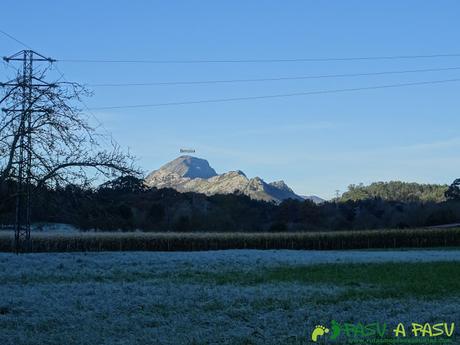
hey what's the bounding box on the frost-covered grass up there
[0,250,459,345]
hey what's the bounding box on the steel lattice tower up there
[2,50,55,253]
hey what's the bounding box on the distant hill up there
[145,155,304,203]
[301,195,326,204]
[340,181,448,203]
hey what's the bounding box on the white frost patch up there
[33,222,80,233]
[2,249,459,275]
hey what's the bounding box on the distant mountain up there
[301,195,326,204]
[145,155,303,203]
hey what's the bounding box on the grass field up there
[0,250,459,345]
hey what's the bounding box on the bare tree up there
[0,60,139,192]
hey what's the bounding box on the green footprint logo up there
[311,325,329,342]
[330,320,341,340]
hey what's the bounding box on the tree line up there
[2,176,460,232]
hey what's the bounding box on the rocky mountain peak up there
[147,155,217,181]
[269,180,293,192]
[145,156,304,203]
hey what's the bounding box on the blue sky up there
[2,1,460,199]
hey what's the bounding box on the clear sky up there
[2,1,460,199]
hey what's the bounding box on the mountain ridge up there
[145,155,304,203]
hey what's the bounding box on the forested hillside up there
[341,181,448,203]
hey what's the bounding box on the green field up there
[178,261,460,300]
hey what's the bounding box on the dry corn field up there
[0,228,460,252]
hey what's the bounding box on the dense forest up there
[1,177,460,232]
[340,181,448,203]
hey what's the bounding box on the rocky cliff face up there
[145,156,303,203]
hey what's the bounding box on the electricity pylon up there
[1,50,55,253]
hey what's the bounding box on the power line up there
[0,28,111,137]
[86,66,460,87]
[0,28,115,150]
[58,53,460,64]
[4,27,456,65]
[88,78,460,110]
[0,29,33,50]
[2,28,459,112]
[53,57,114,140]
